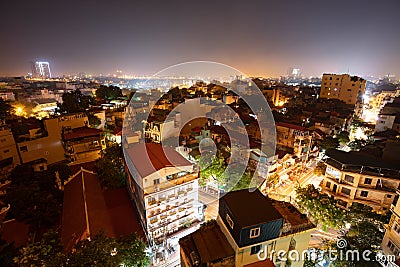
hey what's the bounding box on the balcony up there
[144,172,198,195]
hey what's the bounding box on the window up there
[344,175,354,183]
[3,149,9,153]
[387,194,392,198]
[341,187,351,195]
[20,146,28,152]
[364,178,372,185]
[39,165,45,171]
[360,191,368,197]
[326,181,331,189]
[394,224,400,235]
[153,179,160,185]
[226,214,234,229]
[250,227,260,238]
[250,244,262,255]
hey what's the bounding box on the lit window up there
[226,214,234,229]
[250,227,260,238]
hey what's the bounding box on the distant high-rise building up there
[288,67,301,78]
[320,73,366,105]
[31,61,52,79]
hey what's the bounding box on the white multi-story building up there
[124,143,202,246]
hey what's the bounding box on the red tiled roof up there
[61,169,115,252]
[0,220,29,248]
[69,161,97,174]
[103,188,146,240]
[244,259,275,267]
[125,143,192,178]
[276,122,308,132]
[63,127,103,141]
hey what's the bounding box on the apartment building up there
[321,149,400,213]
[381,189,400,267]
[276,122,312,162]
[0,124,20,179]
[320,74,366,105]
[124,143,201,246]
[16,113,90,165]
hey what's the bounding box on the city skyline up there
[0,0,399,78]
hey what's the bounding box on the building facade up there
[0,124,20,179]
[320,74,366,105]
[276,122,312,162]
[321,149,400,213]
[124,143,202,247]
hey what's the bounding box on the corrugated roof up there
[179,221,234,264]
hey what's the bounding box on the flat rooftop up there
[326,149,400,171]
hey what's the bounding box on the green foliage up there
[14,231,148,267]
[14,230,65,267]
[336,131,350,144]
[0,98,12,120]
[267,173,280,186]
[348,139,371,151]
[95,85,122,100]
[58,89,95,114]
[88,113,101,127]
[319,136,340,151]
[198,154,226,186]
[4,165,63,230]
[96,141,126,189]
[313,161,327,176]
[295,185,346,228]
[296,187,388,267]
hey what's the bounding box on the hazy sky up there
[0,0,399,78]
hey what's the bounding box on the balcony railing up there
[143,172,198,194]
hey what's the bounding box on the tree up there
[336,131,350,144]
[0,98,12,120]
[198,154,226,186]
[319,136,340,151]
[95,85,123,100]
[117,233,149,267]
[295,185,346,228]
[96,141,126,189]
[58,89,95,114]
[4,165,63,230]
[88,113,101,128]
[267,173,280,187]
[14,230,65,267]
[14,231,148,267]
[313,161,327,176]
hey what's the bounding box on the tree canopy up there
[96,141,126,189]
[4,164,63,230]
[319,136,340,151]
[14,231,149,267]
[58,89,95,114]
[95,85,122,100]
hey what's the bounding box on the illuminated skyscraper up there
[31,61,52,79]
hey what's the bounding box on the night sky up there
[1,0,399,78]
